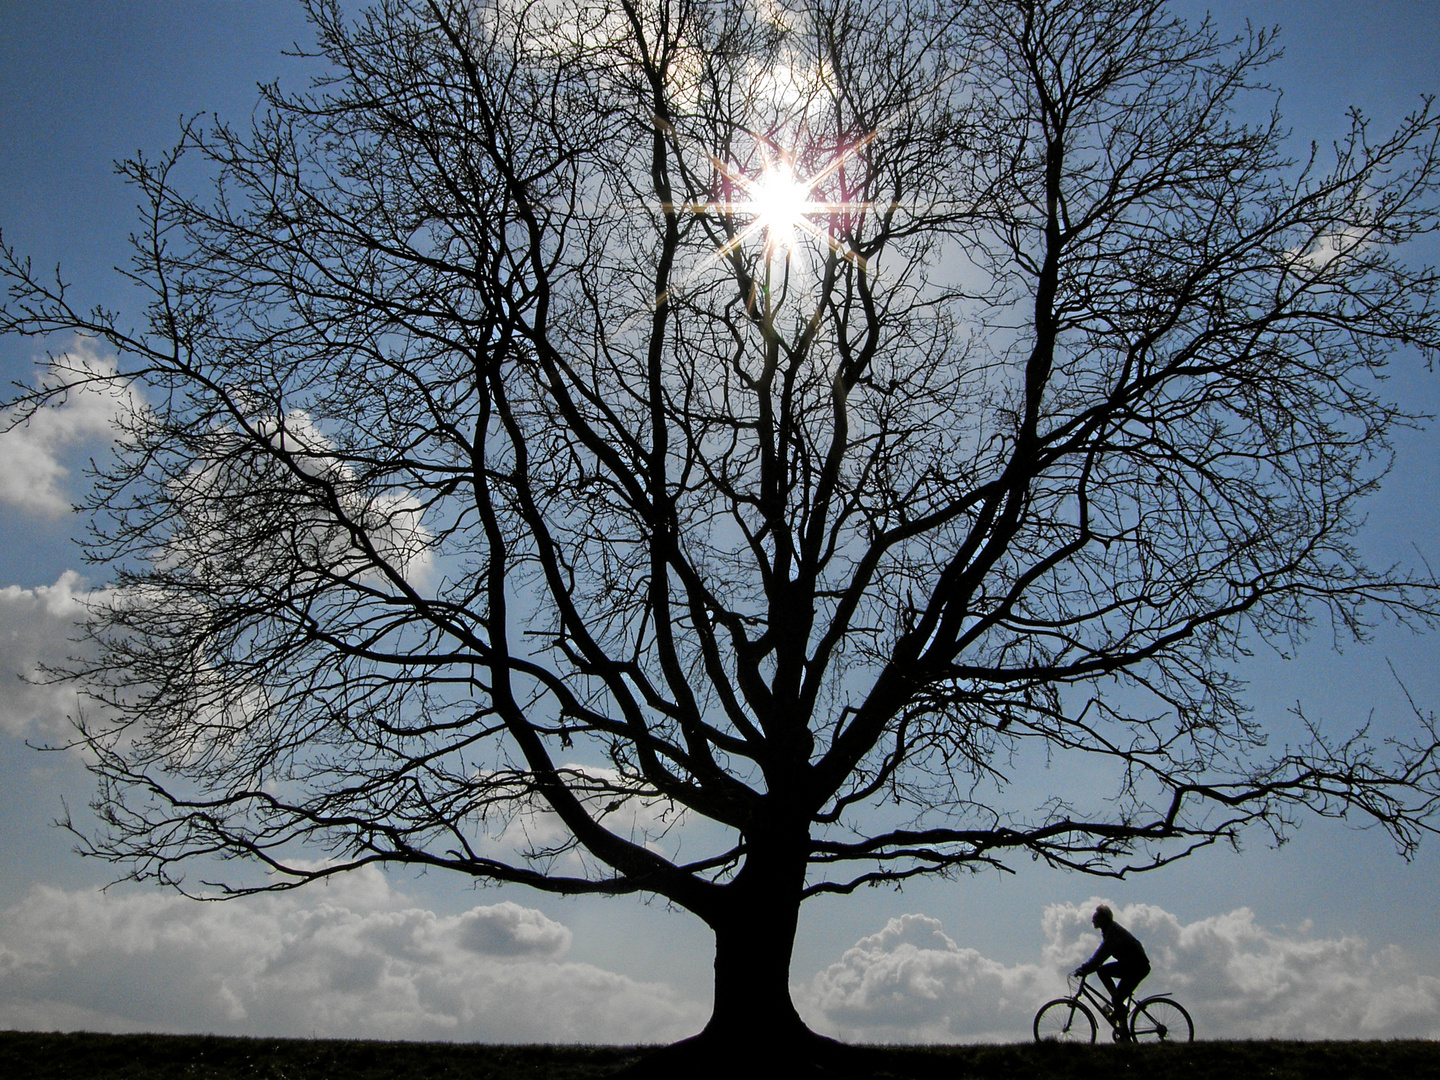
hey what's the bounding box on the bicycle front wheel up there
[1033,998,1097,1043]
[1128,996,1193,1043]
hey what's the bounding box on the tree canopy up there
[4,0,1440,1057]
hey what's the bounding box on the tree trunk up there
[694,826,850,1069]
[703,876,810,1044]
[612,827,879,1077]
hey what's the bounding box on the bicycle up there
[1033,973,1194,1043]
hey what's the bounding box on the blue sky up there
[1,0,1438,1042]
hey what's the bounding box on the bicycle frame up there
[1063,975,1111,1016]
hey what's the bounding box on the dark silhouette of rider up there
[1073,904,1151,1024]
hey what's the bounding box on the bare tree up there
[5,0,1440,1061]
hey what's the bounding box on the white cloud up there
[2,349,435,585]
[0,346,135,517]
[1288,223,1371,272]
[0,867,707,1042]
[166,408,436,589]
[0,569,275,759]
[799,912,1058,1043]
[0,571,103,739]
[800,900,1440,1042]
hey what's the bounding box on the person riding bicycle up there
[1073,905,1151,1026]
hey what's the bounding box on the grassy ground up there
[1,1030,1437,1079]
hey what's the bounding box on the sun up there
[749,164,814,251]
[717,133,880,264]
[622,130,883,337]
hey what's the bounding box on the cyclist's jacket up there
[1078,921,1151,974]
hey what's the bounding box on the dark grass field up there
[2,1031,1438,1079]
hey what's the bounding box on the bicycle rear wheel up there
[1033,998,1097,1043]
[1128,996,1193,1042]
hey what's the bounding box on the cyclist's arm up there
[1073,941,1109,976]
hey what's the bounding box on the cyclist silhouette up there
[1073,904,1151,1025]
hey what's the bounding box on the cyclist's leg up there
[1096,961,1123,1016]
[1113,963,1150,1019]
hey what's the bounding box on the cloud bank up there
[801,900,1440,1042]
[6,877,1437,1044]
[0,868,707,1042]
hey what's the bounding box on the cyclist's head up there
[1092,904,1114,927]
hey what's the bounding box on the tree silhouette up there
[5,0,1440,1062]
